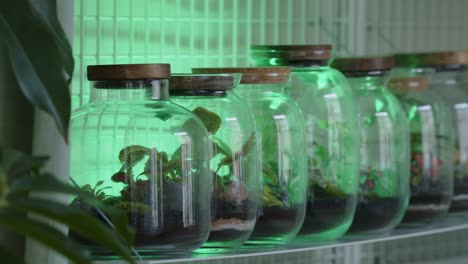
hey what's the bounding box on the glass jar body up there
[70,80,211,256]
[234,84,308,246]
[392,86,454,225]
[346,75,410,234]
[171,90,259,251]
[430,68,468,212]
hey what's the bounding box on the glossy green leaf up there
[0,1,72,139]
[0,209,91,264]
[9,198,135,263]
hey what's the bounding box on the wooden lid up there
[388,77,429,92]
[395,50,468,67]
[87,64,171,81]
[192,67,291,84]
[169,74,239,91]
[250,45,332,60]
[331,56,394,72]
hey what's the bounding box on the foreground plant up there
[0,146,135,264]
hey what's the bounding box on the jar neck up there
[90,79,169,102]
[236,83,285,94]
[346,72,390,91]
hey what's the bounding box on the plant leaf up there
[0,209,91,264]
[0,1,72,139]
[0,146,48,178]
[0,244,25,264]
[9,198,135,263]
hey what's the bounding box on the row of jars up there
[69,46,468,256]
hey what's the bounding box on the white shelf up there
[97,212,468,264]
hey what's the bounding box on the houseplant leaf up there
[0,244,26,264]
[8,198,135,263]
[0,209,91,264]
[0,1,72,139]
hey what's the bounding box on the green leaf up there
[0,244,25,264]
[0,146,48,178]
[0,1,72,139]
[9,198,135,263]
[0,209,92,264]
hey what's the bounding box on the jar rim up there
[192,67,290,84]
[250,44,333,61]
[169,74,241,91]
[394,50,468,67]
[388,77,429,92]
[87,63,171,81]
[331,56,394,73]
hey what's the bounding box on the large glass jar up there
[388,76,454,225]
[169,74,259,252]
[70,64,211,256]
[396,51,468,212]
[251,45,360,241]
[331,57,410,234]
[192,67,308,245]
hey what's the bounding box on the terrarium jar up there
[169,74,259,252]
[70,64,211,256]
[192,67,308,245]
[331,56,410,234]
[251,45,360,241]
[396,50,468,212]
[388,76,454,225]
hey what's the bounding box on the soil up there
[348,197,404,233]
[402,193,451,223]
[299,195,356,235]
[450,179,468,212]
[248,206,303,239]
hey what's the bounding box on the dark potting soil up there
[402,193,451,223]
[299,195,356,235]
[450,180,468,212]
[348,197,404,233]
[248,206,303,239]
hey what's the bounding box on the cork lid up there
[192,67,291,84]
[169,74,240,91]
[388,77,429,92]
[87,64,171,80]
[250,45,333,61]
[395,50,468,67]
[331,56,394,72]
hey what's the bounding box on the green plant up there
[0,146,135,263]
[0,1,136,262]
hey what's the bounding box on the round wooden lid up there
[87,64,171,81]
[192,67,291,84]
[331,56,394,72]
[395,50,468,67]
[169,74,239,91]
[388,77,429,92]
[250,45,333,60]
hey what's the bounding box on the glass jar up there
[70,64,211,256]
[331,57,410,234]
[251,45,360,241]
[396,51,468,212]
[169,74,259,252]
[192,67,308,245]
[388,75,454,225]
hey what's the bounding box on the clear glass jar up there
[396,50,468,212]
[388,75,454,225]
[251,45,360,241]
[70,64,211,256]
[169,74,259,252]
[192,67,308,245]
[331,57,410,234]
